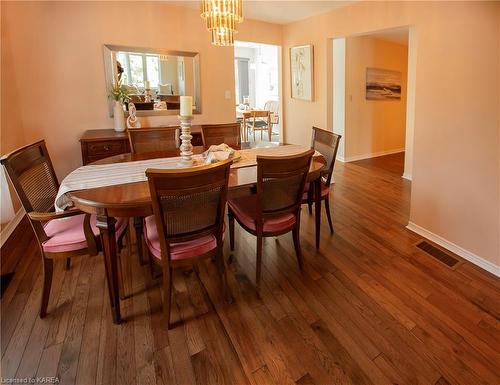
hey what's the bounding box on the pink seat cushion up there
[228,195,296,233]
[302,183,330,200]
[144,216,218,261]
[42,214,127,253]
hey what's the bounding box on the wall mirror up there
[103,44,201,116]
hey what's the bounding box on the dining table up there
[67,144,326,324]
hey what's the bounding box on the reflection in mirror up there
[104,45,201,116]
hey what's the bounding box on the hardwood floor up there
[2,152,499,385]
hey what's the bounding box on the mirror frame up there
[103,44,201,117]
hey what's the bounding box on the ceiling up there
[165,1,354,25]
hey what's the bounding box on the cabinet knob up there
[104,145,110,151]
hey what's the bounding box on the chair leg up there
[292,226,304,270]
[256,235,263,291]
[307,186,314,214]
[148,252,161,280]
[228,211,235,251]
[314,181,322,249]
[215,246,232,303]
[134,217,146,265]
[162,265,172,329]
[117,246,127,300]
[40,257,53,318]
[65,258,71,270]
[126,227,132,258]
[324,196,334,234]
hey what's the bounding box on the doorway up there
[332,27,415,180]
[234,41,281,144]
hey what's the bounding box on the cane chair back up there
[311,127,341,186]
[128,127,179,154]
[201,123,241,149]
[1,140,61,239]
[146,159,232,262]
[256,150,314,221]
[1,140,59,214]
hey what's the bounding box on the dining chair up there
[0,140,128,318]
[244,110,272,142]
[201,123,241,149]
[128,127,179,154]
[263,100,280,135]
[228,149,315,290]
[303,127,342,244]
[144,159,232,328]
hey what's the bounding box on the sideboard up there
[80,127,203,165]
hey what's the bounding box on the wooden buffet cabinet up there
[80,127,204,165]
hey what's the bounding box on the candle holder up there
[178,115,194,167]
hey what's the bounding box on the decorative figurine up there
[126,102,141,129]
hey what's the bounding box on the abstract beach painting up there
[290,45,313,101]
[366,68,401,100]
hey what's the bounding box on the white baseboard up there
[342,148,405,163]
[402,172,412,181]
[406,221,500,277]
[0,209,25,248]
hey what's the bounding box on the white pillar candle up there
[144,80,150,89]
[180,96,193,116]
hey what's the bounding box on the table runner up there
[55,144,316,211]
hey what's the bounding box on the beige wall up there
[0,1,282,180]
[345,36,408,160]
[282,1,500,267]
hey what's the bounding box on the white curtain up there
[0,166,15,225]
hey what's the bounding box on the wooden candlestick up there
[178,115,194,167]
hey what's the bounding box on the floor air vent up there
[416,241,460,268]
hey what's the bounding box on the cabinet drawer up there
[87,140,126,156]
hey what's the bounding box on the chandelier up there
[201,0,243,46]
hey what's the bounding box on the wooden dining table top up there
[69,145,326,218]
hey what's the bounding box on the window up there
[146,56,160,88]
[116,52,161,88]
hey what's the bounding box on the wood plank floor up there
[2,153,499,385]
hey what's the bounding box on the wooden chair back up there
[146,159,232,263]
[311,127,341,186]
[256,149,314,224]
[252,110,270,118]
[0,140,59,241]
[246,110,271,131]
[128,127,179,154]
[247,110,270,124]
[201,123,241,149]
[1,140,59,214]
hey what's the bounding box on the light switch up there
[224,90,231,99]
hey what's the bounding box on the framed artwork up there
[366,68,402,100]
[290,44,314,101]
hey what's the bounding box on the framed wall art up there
[290,44,313,101]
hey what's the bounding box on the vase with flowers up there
[109,76,130,132]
